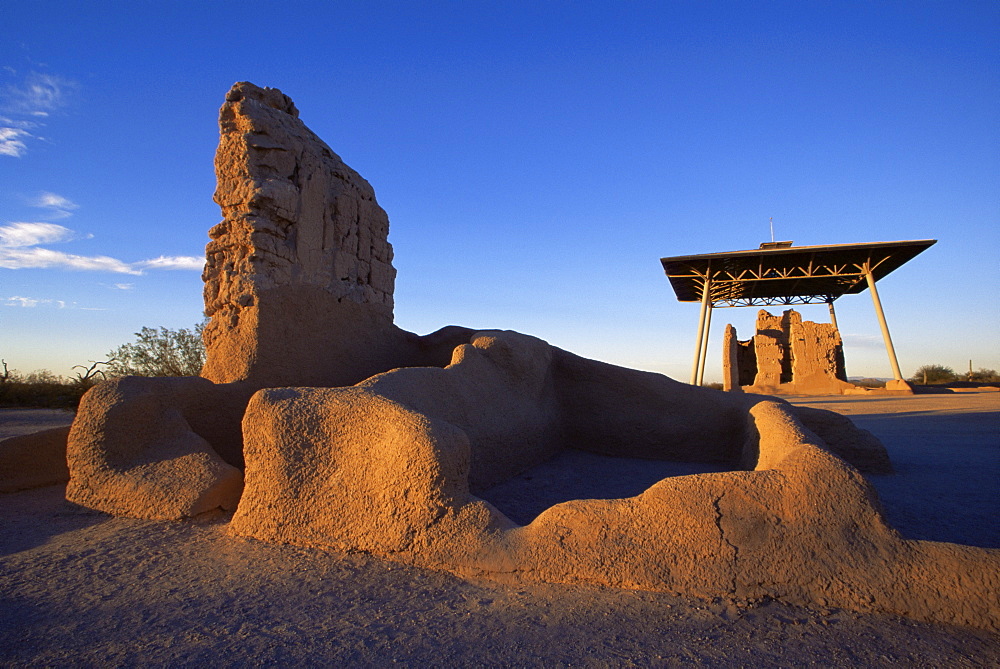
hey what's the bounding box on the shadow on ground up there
[0,485,107,557]
[483,402,999,549]
[480,450,730,525]
[851,410,999,548]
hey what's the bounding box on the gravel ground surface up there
[1,392,997,666]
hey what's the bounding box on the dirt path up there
[0,408,74,440]
[1,394,998,665]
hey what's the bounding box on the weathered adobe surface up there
[730,309,855,395]
[62,82,995,631]
[65,81,472,516]
[229,331,996,631]
[66,377,250,519]
[0,426,70,493]
[201,82,461,388]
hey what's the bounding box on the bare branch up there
[72,360,112,385]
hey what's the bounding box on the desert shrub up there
[909,364,957,385]
[106,323,206,377]
[0,320,206,409]
[0,360,110,409]
[23,369,64,384]
[0,370,86,409]
[0,360,18,385]
[968,368,1000,383]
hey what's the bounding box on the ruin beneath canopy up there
[660,239,936,388]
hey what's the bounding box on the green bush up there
[106,323,205,377]
[0,321,205,409]
[0,376,88,409]
[909,364,957,385]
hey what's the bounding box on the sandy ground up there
[1,393,998,666]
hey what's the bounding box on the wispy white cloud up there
[31,191,78,218]
[111,283,134,290]
[0,246,142,274]
[1,71,77,158]
[0,222,202,275]
[34,192,77,210]
[0,117,38,157]
[0,222,77,247]
[2,72,77,116]
[134,255,204,271]
[5,296,71,309]
[5,295,44,307]
[0,126,30,157]
[0,115,35,128]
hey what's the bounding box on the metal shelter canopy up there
[660,239,937,308]
[659,239,937,386]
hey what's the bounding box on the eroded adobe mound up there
[66,376,248,519]
[228,331,997,630]
[0,426,71,493]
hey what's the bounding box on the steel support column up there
[827,300,839,331]
[696,301,713,386]
[689,278,711,385]
[865,266,904,381]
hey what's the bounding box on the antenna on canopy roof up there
[759,217,793,250]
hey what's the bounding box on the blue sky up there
[2,1,997,383]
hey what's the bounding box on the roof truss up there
[660,240,935,308]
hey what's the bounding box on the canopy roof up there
[660,239,936,308]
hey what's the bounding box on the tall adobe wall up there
[790,318,848,386]
[202,82,415,387]
[752,310,794,387]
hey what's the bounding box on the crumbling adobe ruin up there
[723,309,853,394]
[63,82,998,631]
[201,84,458,390]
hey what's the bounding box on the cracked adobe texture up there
[231,331,997,630]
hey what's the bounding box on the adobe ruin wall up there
[725,309,853,395]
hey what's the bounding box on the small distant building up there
[660,239,936,395]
